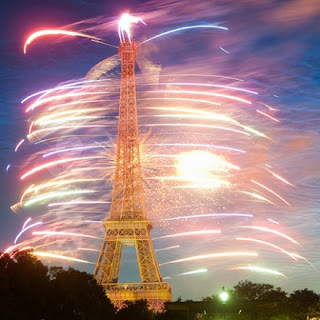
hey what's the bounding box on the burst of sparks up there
[118,13,146,43]
[174,150,238,189]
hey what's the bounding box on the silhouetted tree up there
[0,251,115,320]
[201,295,215,302]
[289,289,320,320]
[48,267,115,320]
[116,299,154,320]
[0,253,15,319]
[233,280,288,302]
[1,251,50,319]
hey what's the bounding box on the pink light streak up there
[159,252,258,266]
[32,231,103,240]
[242,226,300,246]
[20,156,103,180]
[14,139,25,152]
[153,230,221,240]
[251,179,291,206]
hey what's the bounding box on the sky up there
[1,0,320,300]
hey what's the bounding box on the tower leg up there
[100,241,122,283]
[136,239,162,283]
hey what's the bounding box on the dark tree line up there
[0,251,165,320]
[232,280,320,319]
[0,251,115,319]
[0,252,319,320]
[195,280,320,320]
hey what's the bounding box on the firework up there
[6,10,313,289]
[153,230,221,240]
[241,226,300,245]
[118,13,146,43]
[233,265,287,278]
[33,251,95,264]
[236,237,297,260]
[140,25,228,44]
[24,30,115,54]
[159,252,258,266]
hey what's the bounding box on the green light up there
[219,290,229,302]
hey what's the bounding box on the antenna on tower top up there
[118,13,146,43]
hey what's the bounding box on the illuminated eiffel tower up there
[94,16,171,310]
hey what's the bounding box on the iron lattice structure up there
[94,39,171,309]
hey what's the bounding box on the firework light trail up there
[32,231,103,240]
[14,221,43,244]
[155,245,180,252]
[176,268,208,276]
[153,230,221,240]
[241,226,300,245]
[5,9,316,296]
[140,25,228,44]
[236,237,298,260]
[24,30,116,54]
[233,266,288,278]
[163,268,208,278]
[33,251,95,264]
[163,213,253,221]
[159,252,258,266]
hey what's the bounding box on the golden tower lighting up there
[94,14,172,310]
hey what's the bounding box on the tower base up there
[103,282,171,311]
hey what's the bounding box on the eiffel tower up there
[94,32,171,309]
